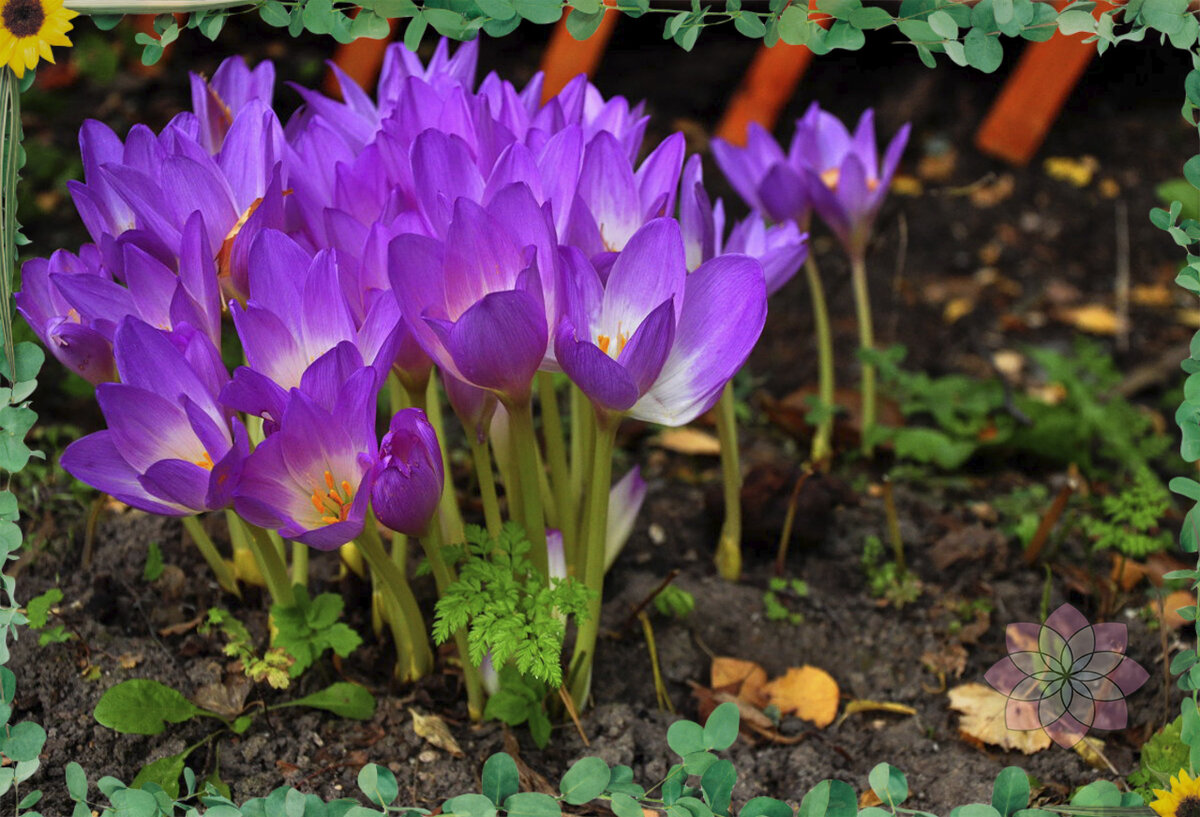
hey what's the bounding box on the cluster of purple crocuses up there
[18,38,907,711]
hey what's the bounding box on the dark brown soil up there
[9,11,1196,814]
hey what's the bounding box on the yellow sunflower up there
[0,0,77,79]
[1152,770,1200,817]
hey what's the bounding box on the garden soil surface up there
[10,15,1200,813]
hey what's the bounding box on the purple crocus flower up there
[793,104,910,259]
[60,317,247,515]
[679,155,807,296]
[555,218,767,425]
[389,186,552,405]
[190,56,276,154]
[234,368,380,549]
[371,408,444,537]
[710,123,805,226]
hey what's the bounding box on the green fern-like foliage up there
[433,522,592,688]
[1081,469,1173,559]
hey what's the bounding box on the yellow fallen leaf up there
[653,428,721,456]
[711,657,769,707]
[1043,155,1098,187]
[859,790,883,808]
[763,666,839,728]
[1056,304,1123,335]
[835,700,917,727]
[411,710,464,757]
[118,652,143,670]
[891,175,923,196]
[1155,589,1195,630]
[968,174,1014,208]
[1073,736,1110,770]
[943,297,975,324]
[1131,284,1173,307]
[947,683,1050,754]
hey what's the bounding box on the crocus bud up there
[371,408,444,537]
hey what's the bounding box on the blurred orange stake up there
[715,13,832,146]
[326,16,399,97]
[539,4,620,102]
[974,0,1116,165]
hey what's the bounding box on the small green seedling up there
[862,535,920,607]
[762,577,808,625]
[654,585,695,619]
[200,608,293,689]
[24,587,73,647]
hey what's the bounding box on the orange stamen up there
[597,334,611,355]
[310,469,355,525]
[195,451,214,470]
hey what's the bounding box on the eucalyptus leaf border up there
[0,0,1197,812]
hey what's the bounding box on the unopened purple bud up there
[371,408,444,537]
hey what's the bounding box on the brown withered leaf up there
[411,710,464,757]
[1055,304,1124,336]
[968,174,1014,208]
[193,674,252,718]
[948,683,1050,754]
[957,607,992,645]
[1155,590,1195,630]
[835,700,917,727]
[711,657,769,708]
[763,666,839,728]
[922,644,968,680]
[118,652,143,670]
[929,525,1008,572]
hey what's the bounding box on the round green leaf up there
[94,680,201,736]
[703,701,740,751]
[668,719,706,756]
[2,721,45,762]
[991,768,1030,817]
[867,764,908,807]
[927,10,957,38]
[504,792,562,817]
[951,806,1001,817]
[484,753,520,806]
[559,756,609,805]
[612,793,647,817]
[741,797,794,817]
[799,780,857,817]
[359,764,399,807]
[66,762,87,800]
[700,759,737,817]
[286,682,375,720]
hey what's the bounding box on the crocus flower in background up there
[555,218,767,426]
[371,408,444,538]
[60,317,247,515]
[190,56,276,153]
[234,368,380,549]
[710,123,809,226]
[794,103,910,260]
[604,466,647,572]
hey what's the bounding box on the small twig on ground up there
[639,612,674,714]
[1024,477,1078,565]
[556,686,590,746]
[774,469,813,576]
[619,569,681,633]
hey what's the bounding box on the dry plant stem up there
[181,515,240,597]
[804,255,835,468]
[850,251,876,456]
[619,568,681,632]
[639,611,674,713]
[556,686,590,746]
[881,478,904,574]
[407,373,466,546]
[355,515,433,681]
[714,382,743,581]
[774,469,813,576]
[504,398,550,579]
[1023,478,1078,565]
[418,521,484,719]
[82,492,106,569]
[538,372,573,548]
[243,520,295,608]
[567,413,617,709]
[469,436,503,538]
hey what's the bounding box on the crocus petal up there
[45,321,116,384]
[61,431,190,515]
[633,255,766,425]
[603,466,647,572]
[140,459,212,512]
[433,288,547,399]
[554,316,640,412]
[602,218,686,330]
[616,297,675,397]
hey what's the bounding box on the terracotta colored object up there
[539,6,621,101]
[974,0,1117,165]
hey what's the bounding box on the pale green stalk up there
[537,372,572,547]
[805,255,835,468]
[416,521,484,719]
[503,398,549,580]
[355,516,433,681]
[181,516,239,597]
[290,541,308,588]
[567,386,594,571]
[850,251,876,456]
[713,383,742,581]
[566,411,617,709]
[240,519,295,608]
[469,436,502,538]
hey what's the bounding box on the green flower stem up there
[538,372,573,547]
[417,521,484,720]
[181,515,239,597]
[850,251,876,457]
[355,515,433,681]
[469,436,503,538]
[504,397,549,580]
[567,385,594,571]
[241,519,295,608]
[714,382,742,581]
[567,411,617,709]
[290,541,308,588]
[805,254,835,468]
[409,372,466,546]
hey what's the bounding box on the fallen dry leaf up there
[118,652,143,670]
[193,675,252,718]
[1043,155,1098,187]
[859,790,883,808]
[711,657,769,708]
[891,175,923,196]
[922,645,968,680]
[1155,590,1196,630]
[1073,736,1110,771]
[652,428,721,456]
[948,683,1051,754]
[1055,304,1124,336]
[411,710,464,757]
[992,350,1025,381]
[1131,283,1173,308]
[1098,177,1121,198]
[763,666,839,728]
[918,149,956,182]
[943,296,975,324]
[969,174,1015,208]
[835,700,917,727]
